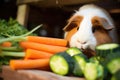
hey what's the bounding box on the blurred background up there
[0,0,120,40]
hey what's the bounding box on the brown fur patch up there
[94,31,112,45]
[63,15,83,43]
[65,27,78,42]
[92,16,113,45]
[63,16,83,31]
[92,16,113,30]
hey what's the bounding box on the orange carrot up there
[1,41,12,47]
[25,49,53,59]
[27,36,68,47]
[20,41,68,53]
[10,59,50,70]
[36,66,50,71]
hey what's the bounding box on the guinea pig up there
[63,4,118,57]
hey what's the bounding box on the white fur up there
[75,4,114,26]
[65,4,116,50]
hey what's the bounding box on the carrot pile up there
[27,36,67,46]
[10,59,50,70]
[25,49,53,59]
[9,36,68,70]
[20,41,68,53]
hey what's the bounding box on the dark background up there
[0,0,120,40]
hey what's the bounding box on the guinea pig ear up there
[63,16,83,31]
[99,17,114,30]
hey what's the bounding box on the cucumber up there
[89,56,99,64]
[72,54,88,76]
[49,52,74,75]
[84,62,104,80]
[107,58,120,74]
[66,47,83,56]
[102,50,120,74]
[95,43,120,58]
[111,70,120,80]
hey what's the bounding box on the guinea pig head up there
[63,15,114,56]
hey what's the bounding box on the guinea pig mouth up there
[82,48,96,57]
[81,47,86,51]
[81,47,89,52]
[80,46,90,51]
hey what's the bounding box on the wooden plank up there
[17,0,98,7]
[16,4,29,26]
[17,0,43,4]
[32,0,96,7]
[32,0,97,7]
[57,0,97,5]
[2,66,85,80]
[109,9,120,13]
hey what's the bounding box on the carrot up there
[10,59,50,70]
[27,36,68,47]
[20,41,68,53]
[36,66,50,71]
[25,49,53,59]
[1,41,12,47]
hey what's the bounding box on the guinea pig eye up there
[77,27,79,30]
[92,27,96,33]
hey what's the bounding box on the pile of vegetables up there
[0,18,68,69]
[49,43,120,80]
[0,18,120,80]
[9,37,68,70]
[0,18,68,71]
[95,43,120,80]
[0,18,41,69]
[49,47,104,80]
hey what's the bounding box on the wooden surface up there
[2,66,85,80]
[16,0,120,26]
[17,0,43,4]
[16,4,29,26]
[17,0,97,7]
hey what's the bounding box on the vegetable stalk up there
[0,51,25,57]
[0,24,43,44]
[0,46,23,51]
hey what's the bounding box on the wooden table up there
[1,66,85,80]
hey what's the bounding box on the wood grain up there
[2,66,85,80]
[16,4,29,26]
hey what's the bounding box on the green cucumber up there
[95,43,120,58]
[107,58,120,74]
[66,47,83,56]
[102,50,120,74]
[84,63,104,80]
[111,70,120,80]
[49,52,74,75]
[72,54,88,76]
[89,56,100,64]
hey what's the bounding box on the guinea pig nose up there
[77,40,87,44]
